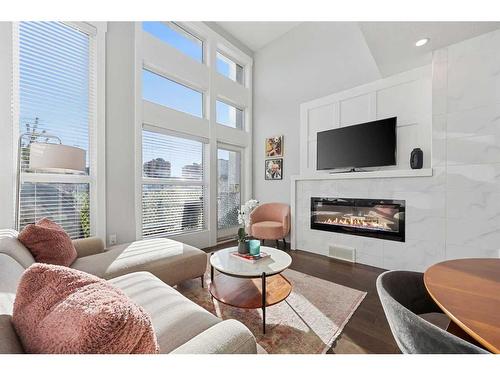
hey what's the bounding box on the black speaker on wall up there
[410,148,423,169]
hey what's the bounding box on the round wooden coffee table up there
[209,246,292,334]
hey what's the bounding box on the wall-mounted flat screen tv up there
[316,117,397,170]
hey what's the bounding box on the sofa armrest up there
[72,237,105,258]
[170,320,257,354]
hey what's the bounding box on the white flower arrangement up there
[237,199,259,227]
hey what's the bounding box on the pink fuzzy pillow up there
[18,218,77,266]
[12,263,159,354]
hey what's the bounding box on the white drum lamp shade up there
[29,143,86,174]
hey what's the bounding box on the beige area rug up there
[177,268,366,354]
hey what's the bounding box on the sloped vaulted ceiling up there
[252,22,382,105]
[358,21,500,77]
[215,21,500,79]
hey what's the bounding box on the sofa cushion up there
[12,263,159,354]
[17,218,77,267]
[72,237,105,258]
[109,271,220,353]
[0,229,35,269]
[171,320,257,354]
[72,238,207,286]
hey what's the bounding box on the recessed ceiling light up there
[415,38,430,47]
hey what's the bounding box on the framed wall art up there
[265,135,283,158]
[265,158,283,180]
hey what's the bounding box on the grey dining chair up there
[376,270,489,354]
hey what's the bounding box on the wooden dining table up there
[424,258,500,353]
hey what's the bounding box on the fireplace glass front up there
[310,197,405,242]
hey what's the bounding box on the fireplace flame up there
[318,214,393,231]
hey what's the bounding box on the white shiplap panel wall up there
[300,65,432,175]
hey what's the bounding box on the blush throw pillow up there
[12,263,159,354]
[18,218,77,266]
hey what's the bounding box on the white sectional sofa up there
[0,230,257,354]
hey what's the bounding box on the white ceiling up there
[215,21,500,77]
[358,22,500,76]
[215,22,301,51]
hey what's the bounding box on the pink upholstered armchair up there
[249,203,290,249]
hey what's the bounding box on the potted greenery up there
[237,199,259,254]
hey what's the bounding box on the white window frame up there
[11,21,106,239]
[135,22,253,248]
[216,98,245,130]
[216,142,245,240]
[169,22,205,64]
[143,21,205,64]
[216,50,245,86]
[142,65,206,119]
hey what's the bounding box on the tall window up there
[216,51,244,85]
[139,22,252,244]
[142,130,206,237]
[17,22,93,239]
[217,148,241,231]
[142,22,203,63]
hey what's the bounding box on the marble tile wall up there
[444,29,500,261]
[295,29,500,271]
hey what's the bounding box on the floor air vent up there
[329,244,356,263]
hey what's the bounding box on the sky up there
[20,21,242,180]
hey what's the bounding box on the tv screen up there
[316,117,397,170]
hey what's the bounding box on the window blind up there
[19,183,91,239]
[17,22,93,239]
[142,130,206,237]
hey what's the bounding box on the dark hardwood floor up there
[203,241,400,354]
[289,249,399,354]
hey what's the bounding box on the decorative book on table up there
[231,251,270,263]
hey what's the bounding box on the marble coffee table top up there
[210,246,292,277]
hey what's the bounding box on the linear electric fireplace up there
[311,197,405,242]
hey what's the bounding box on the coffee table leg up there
[261,272,266,334]
[210,252,214,283]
